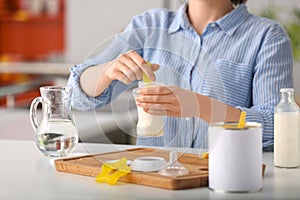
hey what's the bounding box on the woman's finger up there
[127,51,156,81]
[137,102,178,113]
[150,63,160,72]
[114,70,132,85]
[136,94,175,104]
[139,86,172,95]
[125,60,143,81]
[147,109,178,117]
[117,62,137,82]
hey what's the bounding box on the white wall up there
[247,0,300,97]
[65,0,172,62]
[247,0,300,18]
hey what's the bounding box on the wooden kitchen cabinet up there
[0,0,65,107]
[0,0,65,61]
[0,15,64,61]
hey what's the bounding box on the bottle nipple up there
[158,151,189,176]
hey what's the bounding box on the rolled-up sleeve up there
[67,60,117,111]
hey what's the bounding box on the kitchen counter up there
[0,62,72,77]
[0,139,299,200]
[0,107,137,144]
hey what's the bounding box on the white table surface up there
[0,140,300,200]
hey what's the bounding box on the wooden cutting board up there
[54,148,209,190]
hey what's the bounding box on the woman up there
[68,0,293,151]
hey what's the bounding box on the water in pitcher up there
[35,119,78,157]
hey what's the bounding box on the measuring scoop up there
[223,111,247,129]
[142,62,153,83]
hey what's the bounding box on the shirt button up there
[210,23,216,27]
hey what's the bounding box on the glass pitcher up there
[30,86,78,157]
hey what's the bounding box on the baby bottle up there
[133,64,164,137]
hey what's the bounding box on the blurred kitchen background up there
[1,0,299,144]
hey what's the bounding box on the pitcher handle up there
[29,97,42,131]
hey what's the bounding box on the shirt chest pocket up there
[202,59,253,107]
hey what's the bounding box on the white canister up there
[208,122,262,192]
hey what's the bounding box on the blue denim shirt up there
[68,4,293,149]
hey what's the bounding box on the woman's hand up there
[80,50,159,97]
[135,85,200,118]
[104,50,159,84]
[135,84,242,123]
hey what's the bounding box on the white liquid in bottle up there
[274,88,300,168]
[136,106,164,137]
[274,112,300,168]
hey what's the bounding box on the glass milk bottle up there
[274,88,300,168]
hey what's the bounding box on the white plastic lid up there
[280,88,294,93]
